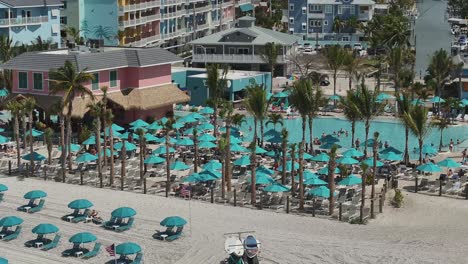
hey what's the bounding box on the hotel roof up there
[0,0,63,7]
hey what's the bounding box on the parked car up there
[353,43,363,50]
[458,35,467,44]
[320,79,330,86]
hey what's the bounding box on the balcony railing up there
[119,13,161,28]
[0,16,48,27]
[358,11,371,21]
[161,10,186,18]
[194,5,212,12]
[124,34,161,47]
[193,53,286,63]
[119,0,162,13]
[308,12,325,19]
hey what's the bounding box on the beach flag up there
[106,244,115,256]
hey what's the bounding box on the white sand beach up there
[1,176,468,264]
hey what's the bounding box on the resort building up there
[60,0,240,50]
[0,0,62,47]
[287,0,375,41]
[0,46,190,123]
[172,67,271,105]
[190,16,300,76]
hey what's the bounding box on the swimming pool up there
[240,116,468,158]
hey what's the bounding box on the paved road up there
[414,0,452,77]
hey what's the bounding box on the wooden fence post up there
[8,160,11,175]
[286,196,289,214]
[379,195,383,213]
[210,188,214,203]
[338,203,342,221]
[233,189,237,207]
[371,199,375,219]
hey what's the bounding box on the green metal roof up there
[240,3,253,12]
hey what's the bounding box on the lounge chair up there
[131,252,143,264]
[103,217,119,229]
[62,244,81,257]
[155,226,183,241]
[71,209,90,223]
[3,226,22,241]
[29,199,45,213]
[116,218,134,232]
[0,193,3,202]
[42,234,61,250]
[17,200,35,212]
[82,242,101,258]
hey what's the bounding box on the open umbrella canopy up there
[311,153,330,162]
[255,146,268,154]
[159,117,168,125]
[362,158,384,167]
[376,92,394,101]
[317,166,340,175]
[170,161,190,171]
[234,155,251,166]
[198,140,217,149]
[417,144,438,155]
[246,173,275,185]
[429,96,445,103]
[304,176,327,186]
[416,162,442,173]
[338,174,362,186]
[230,143,249,153]
[154,136,177,144]
[0,257,7,264]
[437,158,461,168]
[153,146,176,154]
[172,122,185,129]
[178,115,197,123]
[183,173,216,183]
[342,148,364,157]
[198,133,216,141]
[22,152,46,161]
[462,98,468,106]
[321,135,340,143]
[199,106,214,114]
[32,223,59,235]
[0,87,9,97]
[114,141,137,151]
[82,136,104,145]
[176,137,194,146]
[129,119,149,128]
[229,136,242,144]
[187,112,205,120]
[99,148,118,158]
[264,183,290,192]
[337,156,359,165]
[58,143,81,153]
[0,216,23,227]
[143,133,159,142]
[31,129,43,137]
[0,135,9,144]
[0,183,8,192]
[147,122,162,130]
[203,160,222,170]
[296,171,319,182]
[329,94,341,100]
[197,122,214,131]
[160,216,187,227]
[144,155,165,164]
[278,161,299,171]
[256,165,274,175]
[111,207,137,218]
[380,146,403,155]
[360,139,377,148]
[116,242,142,256]
[200,169,221,179]
[320,142,342,149]
[273,91,289,98]
[108,123,125,132]
[380,152,403,161]
[117,132,137,140]
[24,190,47,199]
[308,186,337,198]
[75,153,98,163]
[68,199,93,209]
[69,232,97,244]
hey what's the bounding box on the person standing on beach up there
[449,139,454,152]
[462,149,467,162]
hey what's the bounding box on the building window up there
[60,16,67,25]
[338,6,342,15]
[342,36,350,41]
[324,5,332,14]
[350,6,355,15]
[302,7,306,14]
[289,4,294,11]
[323,20,328,26]
[289,17,294,24]
[33,73,43,90]
[18,72,28,89]
[109,70,117,87]
[302,23,306,30]
[308,4,322,13]
[92,73,99,90]
[237,48,249,54]
[309,20,322,27]
[289,29,294,34]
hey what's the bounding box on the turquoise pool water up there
[240,116,468,158]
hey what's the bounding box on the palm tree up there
[22,97,36,176]
[136,128,146,193]
[65,26,82,44]
[341,90,361,148]
[266,113,283,130]
[218,136,228,199]
[261,42,281,92]
[30,36,53,51]
[343,52,365,91]
[104,110,115,186]
[432,117,450,152]
[371,131,379,218]
[0,35,14,62]
[244,84,268,205]
[281,128,288,185]
[289,79,314,210]
[49,101,66,182]
[49,60,94,171]
[359,162,369,222]
[100,86,109,167]
[206,64,228,137]
[5,100,22,167]
[93,25,114,40]
[87,102,103,188]
[345,16,359,41]
[333,17,344,41]
[192,128,199,173]
[327,144,338,215]
[323,45,346,97]
[386,47,404,93]
[403,105,431,164]
[289,143,296,196]
[220,101,242,191]
[120,138,126,191]
[307,86,325,153]
[396,92,412,165]
[161,118,175,197]
[426,49,455,115]
[44,128,53,165]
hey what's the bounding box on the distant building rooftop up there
[189,70,266,80]
[0,0,63,7]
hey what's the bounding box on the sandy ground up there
[1,176,468,264]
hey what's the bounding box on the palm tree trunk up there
[439,129,443,152]
[364,121,370,157]
[360,170,366,222]
[328,161,336,215]
[250,118,257,205]
[260,120,264,147]
[221,155,225,199]
[109,129,115,186]
[308,117,314,154]
[29,112,34,177]
[418,139,423,165]
[22,115,27,150]
[371,140,378,217]
[96,119,102,188]
[281,141,287,184]
[165,134,171,197]
[213,106,218,137]
[194,135,198,173]
[348,76,352,91]
[333,71,337,97]
[226,125,232,191]
[351,121,356,148]
[139,140,144,188]
[404,127,409,165]
[60,117,66,183]
[102,107,107,167]
[67,104,73,170]
[290,146,295,196]
[121,139,126,191]
[299,119,306,210]
[14,116,20,168]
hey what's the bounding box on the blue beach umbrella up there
[160,216,187,227]
[429,96,445,103]
[256,165,274,175]
[179,115,197,123]
[203,160,222,170]
[116,242,142,256]
[278,161,299,171]
[153,146,176,154]
[117,132,137,140]
[69,232,97,244]
[200,169,222,179]
[320,142,341,149]
[198,133,216,141]
[0,184,7,192]
[338,174,362,186]
[416,162,442,173]
[0,87,9,97]
[0,216,23,227]
[461,98,468,106]
[273,91,289,98]
[362,158,384,167]
[183,173,216,183]
[308,186,337,198]
[144,155,165,164]
[32,223,59,235]
[172,122,185,129]
[437,158,461,168]
[100,148,118,158]
[380,151,402,161]
[360,139,376,147]
[311,153,330,162]
[229,136,242,144]
[304,176,327,186]
[147,122,162,130]
[317,166,340,175]
[76,153,98,163]
[199,107,214,114]
[0,257,7,264]
[183,127,194,135]
[380,146,402,155]
[230,143,248,153]
[342,148,364,157]
[82,136,103,145]
[296,171,319,182]
[108,123,125,132]
[114,141,137,151]
[129,119,149,128]
[111,207,136,218]
[246,173,275,184]
[22,152,46,161]
[197,123,214,131]
[143,133,159,142]
[24,190,47,199]
[31,129,43,137]
[176,137,194,146]
[265,150,276,157]
[329,95,341,100]
[337,156,359,165]
[234,155,251,166]
[255,146,268,154]
[264,183,290,193]
[419,144,438,155]
[68,199,93,209]
[0,135,9,143]
[199,141,217,149]
[58,143,81,153]
[376,92,394,101]
[321,135,340,143]
[170,161,190,171]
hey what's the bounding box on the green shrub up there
[78,126,92,144]
[392,189,404,208]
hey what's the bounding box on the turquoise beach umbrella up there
[22,152,46,161]
[0,184,7,192]
[200,169,221,179]
[296,171,319,182]
[143,133,159,142]
[147,122,162,130]
[170,161,190,171]
[338,174,362,186]
[108,123,125,132]
[256,165,274,175]
[153,146,175,154]
[111,207,136,218]
[69,232,97,244]
[419,144,438,155]
[247,173,275,184]
[461,99,468,106]
[230,143,248,153]
[411,98,424,106]
[317,166,340,175]
[31,129,43,137]
[198,133,216,141]
[380,146,402,155]
[265,150,276,157]
[100,148,118,158]
[321,135,340,143]
[172,122,185,129]
[234,155,251,166]
[0,257,7,264]
[24,190,47,199]
[176,137,194,146]
[0,87,9,97]
[429,96,445,103]
[114,141,137,151]
[360,139,376,147]
[320,142,341,149]
[199,140,217,149]
[0,135,9,143]
[255,146,268,154]
[0,216,23,227]
[154,137,177,144]
[311,153,330,162]
[187,112,205,120]
[68,199,93,209]
[437,158,461,168]
[144,155,165,164]
[179,115,197,123]
[200,106,214,114]
[197,123,214,131]
[184,173,216,183]
[159,117,168,125]
[116,242,142,256]
[376,92,394,101]
[203,160,222,170]
[58,143,81,152]
[76,153,97,163]
[184,127,194,135]
[362,158,384,167]
[130,119,149,128]
[329,95,341,100]
[82,136,103,145]
[273,91,289,98]
[342,148,364,157]
[416,162,442,173]
[32,223,59,235]
[264,183,290,193]
[337,156,359,165]
[160,216,187,227]
[229,136,242,144]
[308,186,337,198]
[304,177,327,185]
[278,161,299,171]
[380,151,402,161]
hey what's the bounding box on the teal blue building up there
[172,67,271,106]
